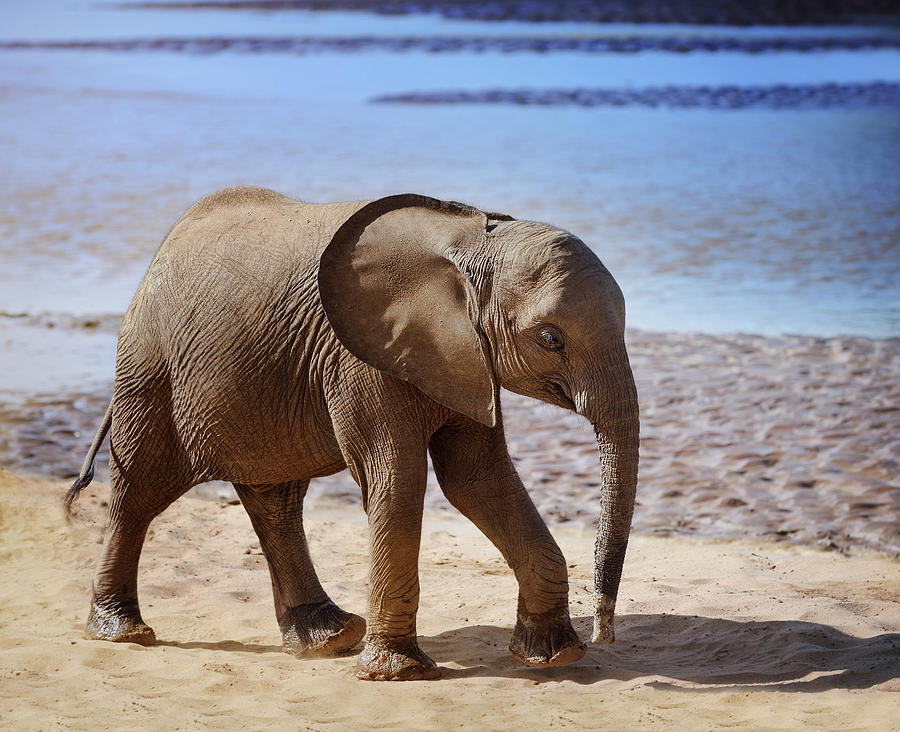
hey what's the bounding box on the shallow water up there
[0,2,898,551]
[2,2,899,342]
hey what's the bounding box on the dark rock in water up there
[372,82,900,111]
[3,35,900,56]
[120,1,900,27]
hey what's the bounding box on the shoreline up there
[1,468,897,729]
[1,324,897,556]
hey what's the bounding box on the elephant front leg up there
[430,422,585,668]
[508,599,585,668]
[354,466,439,681]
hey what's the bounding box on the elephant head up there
[318,194,639,645]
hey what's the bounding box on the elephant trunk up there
[588,367,639,644]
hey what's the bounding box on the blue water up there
[1,0,898,359]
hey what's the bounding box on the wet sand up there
[0,469,896,729]
[1,324,897,556]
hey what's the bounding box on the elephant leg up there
[327,370,443,681]
[86,453,190,645]
[353,458,438,681]
[430,420,585,668]
[233,480,365,657]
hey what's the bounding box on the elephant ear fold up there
[318,194,499,427]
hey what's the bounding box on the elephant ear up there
[318,194,499,427]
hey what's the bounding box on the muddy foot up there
[85,601,156,645]
[281,600,367,657]
[509,604,585,667]
[356,636,440,681]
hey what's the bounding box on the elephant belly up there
[172,386,348,486]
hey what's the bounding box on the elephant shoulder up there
[156,186,296,253]
[155,188,372,265]
[183,185,295,218]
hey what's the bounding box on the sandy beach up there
[0,468,897,729]
[1,320,897,730]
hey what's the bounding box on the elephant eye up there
[539,328,564,352]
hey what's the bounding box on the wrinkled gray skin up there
[69,187,639,681]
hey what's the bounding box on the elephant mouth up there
[546,379,576,411]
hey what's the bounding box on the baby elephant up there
[69,187,639,680]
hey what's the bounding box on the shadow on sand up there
[423,614,900,691]
[149,613,898,690]
[155,639,282,655]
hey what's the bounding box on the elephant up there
[67,186,640,681]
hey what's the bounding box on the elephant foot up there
[84,600,156,645]
[355,635,440,681]
[509,604,585,668]
[281,601,367,657]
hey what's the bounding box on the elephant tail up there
[65,400,113,516]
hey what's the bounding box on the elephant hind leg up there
[86,457,192,645]
[234,480,366,657]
